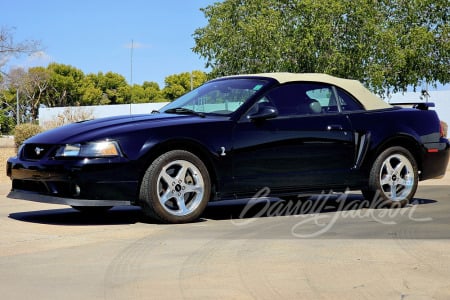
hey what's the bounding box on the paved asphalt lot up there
[0,181,449,300]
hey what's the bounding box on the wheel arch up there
[362,134,423,174]
[137,138,219,197]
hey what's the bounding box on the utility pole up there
[16,88,20,125]
[130,39,134,115]
[130,39,134,86]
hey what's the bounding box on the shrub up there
[0,112,15,135]
[14,123,43,148]
[441,120,448,137]
[42,107,94,130]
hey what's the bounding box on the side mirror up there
[248,105,278,121]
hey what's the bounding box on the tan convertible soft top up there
[229,72,392,111]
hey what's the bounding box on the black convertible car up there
[7,73,450,223]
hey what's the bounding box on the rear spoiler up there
[391,102,435,110]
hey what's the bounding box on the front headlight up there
[55,141,121,158]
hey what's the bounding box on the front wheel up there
[139,150,211,223]
[362,146,418,207]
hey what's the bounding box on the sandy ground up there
[0,135,449,299]
[1,184,450,299]
[0,137,15,183]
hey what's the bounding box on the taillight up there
[440,121,445,138]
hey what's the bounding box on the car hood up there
[26,113,211,144]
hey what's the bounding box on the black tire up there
[71,206,112,214]
[362,146,418,208]
[139,150,211,223]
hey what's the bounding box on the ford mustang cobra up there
[7,73,450,223]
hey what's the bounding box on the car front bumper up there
[7,156,139,206]
[7,189,131,206]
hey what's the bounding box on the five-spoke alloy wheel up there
[139,150,211,223]
[363,146,418,207]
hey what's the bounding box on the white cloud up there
[0,55,11,67]
[1,51,52,72]
[26,51,52,65]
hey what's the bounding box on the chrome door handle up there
[327,124,343,131]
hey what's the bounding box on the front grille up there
[12,179,77,197]
[12,179,48,194]
[21,144,55,160]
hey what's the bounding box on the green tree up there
[162,70,208,100]
[1,27,42,125]
[80,73,165,105]
[0,109,15,134]
[78,71,131,105]
[142,81,166,102]
[21,66,50,120]
[80,73,105,105]
[193,0,449,95]
[97,72,130,104]
[45,63,85,107]
[0,67,32,124]
[80,84,103,106]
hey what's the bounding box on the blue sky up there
[3,0,448,92]
[3,0,218,87]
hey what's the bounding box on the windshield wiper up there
[164,107,205,118]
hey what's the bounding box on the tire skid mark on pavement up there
[367,237,449,299]
[391,233,450,298]
[103,235,152,300]
[178,219,322,299]
[236,238,287,300]
[237,217,319,299]
[179,239,254,299]
[346,240,403,299]
[396,187,450,298]
[103,227,171,300]
[178,221,272,299]
[102,205,450,299]
[299,239,375,299]
[246,220,387,299]
[104,222,265,300]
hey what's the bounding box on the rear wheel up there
[139,150,211,223]
[362,146,418,207]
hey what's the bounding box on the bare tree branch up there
[0,26,41,69]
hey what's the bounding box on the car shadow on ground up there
[202,194,437,221]
[8,193,437,226]
[9,206,145,226]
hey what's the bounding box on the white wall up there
[38,90,450,128]
[38,102,168,127]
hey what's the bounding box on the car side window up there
[247,83,364,118]
[335,87,364,111]
[306,87,338,113]
[261,83,330,117]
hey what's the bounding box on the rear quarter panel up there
[347,107,442,175]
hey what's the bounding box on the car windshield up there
[160,78,270,115]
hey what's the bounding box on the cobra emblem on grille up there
[34,147,44,156]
